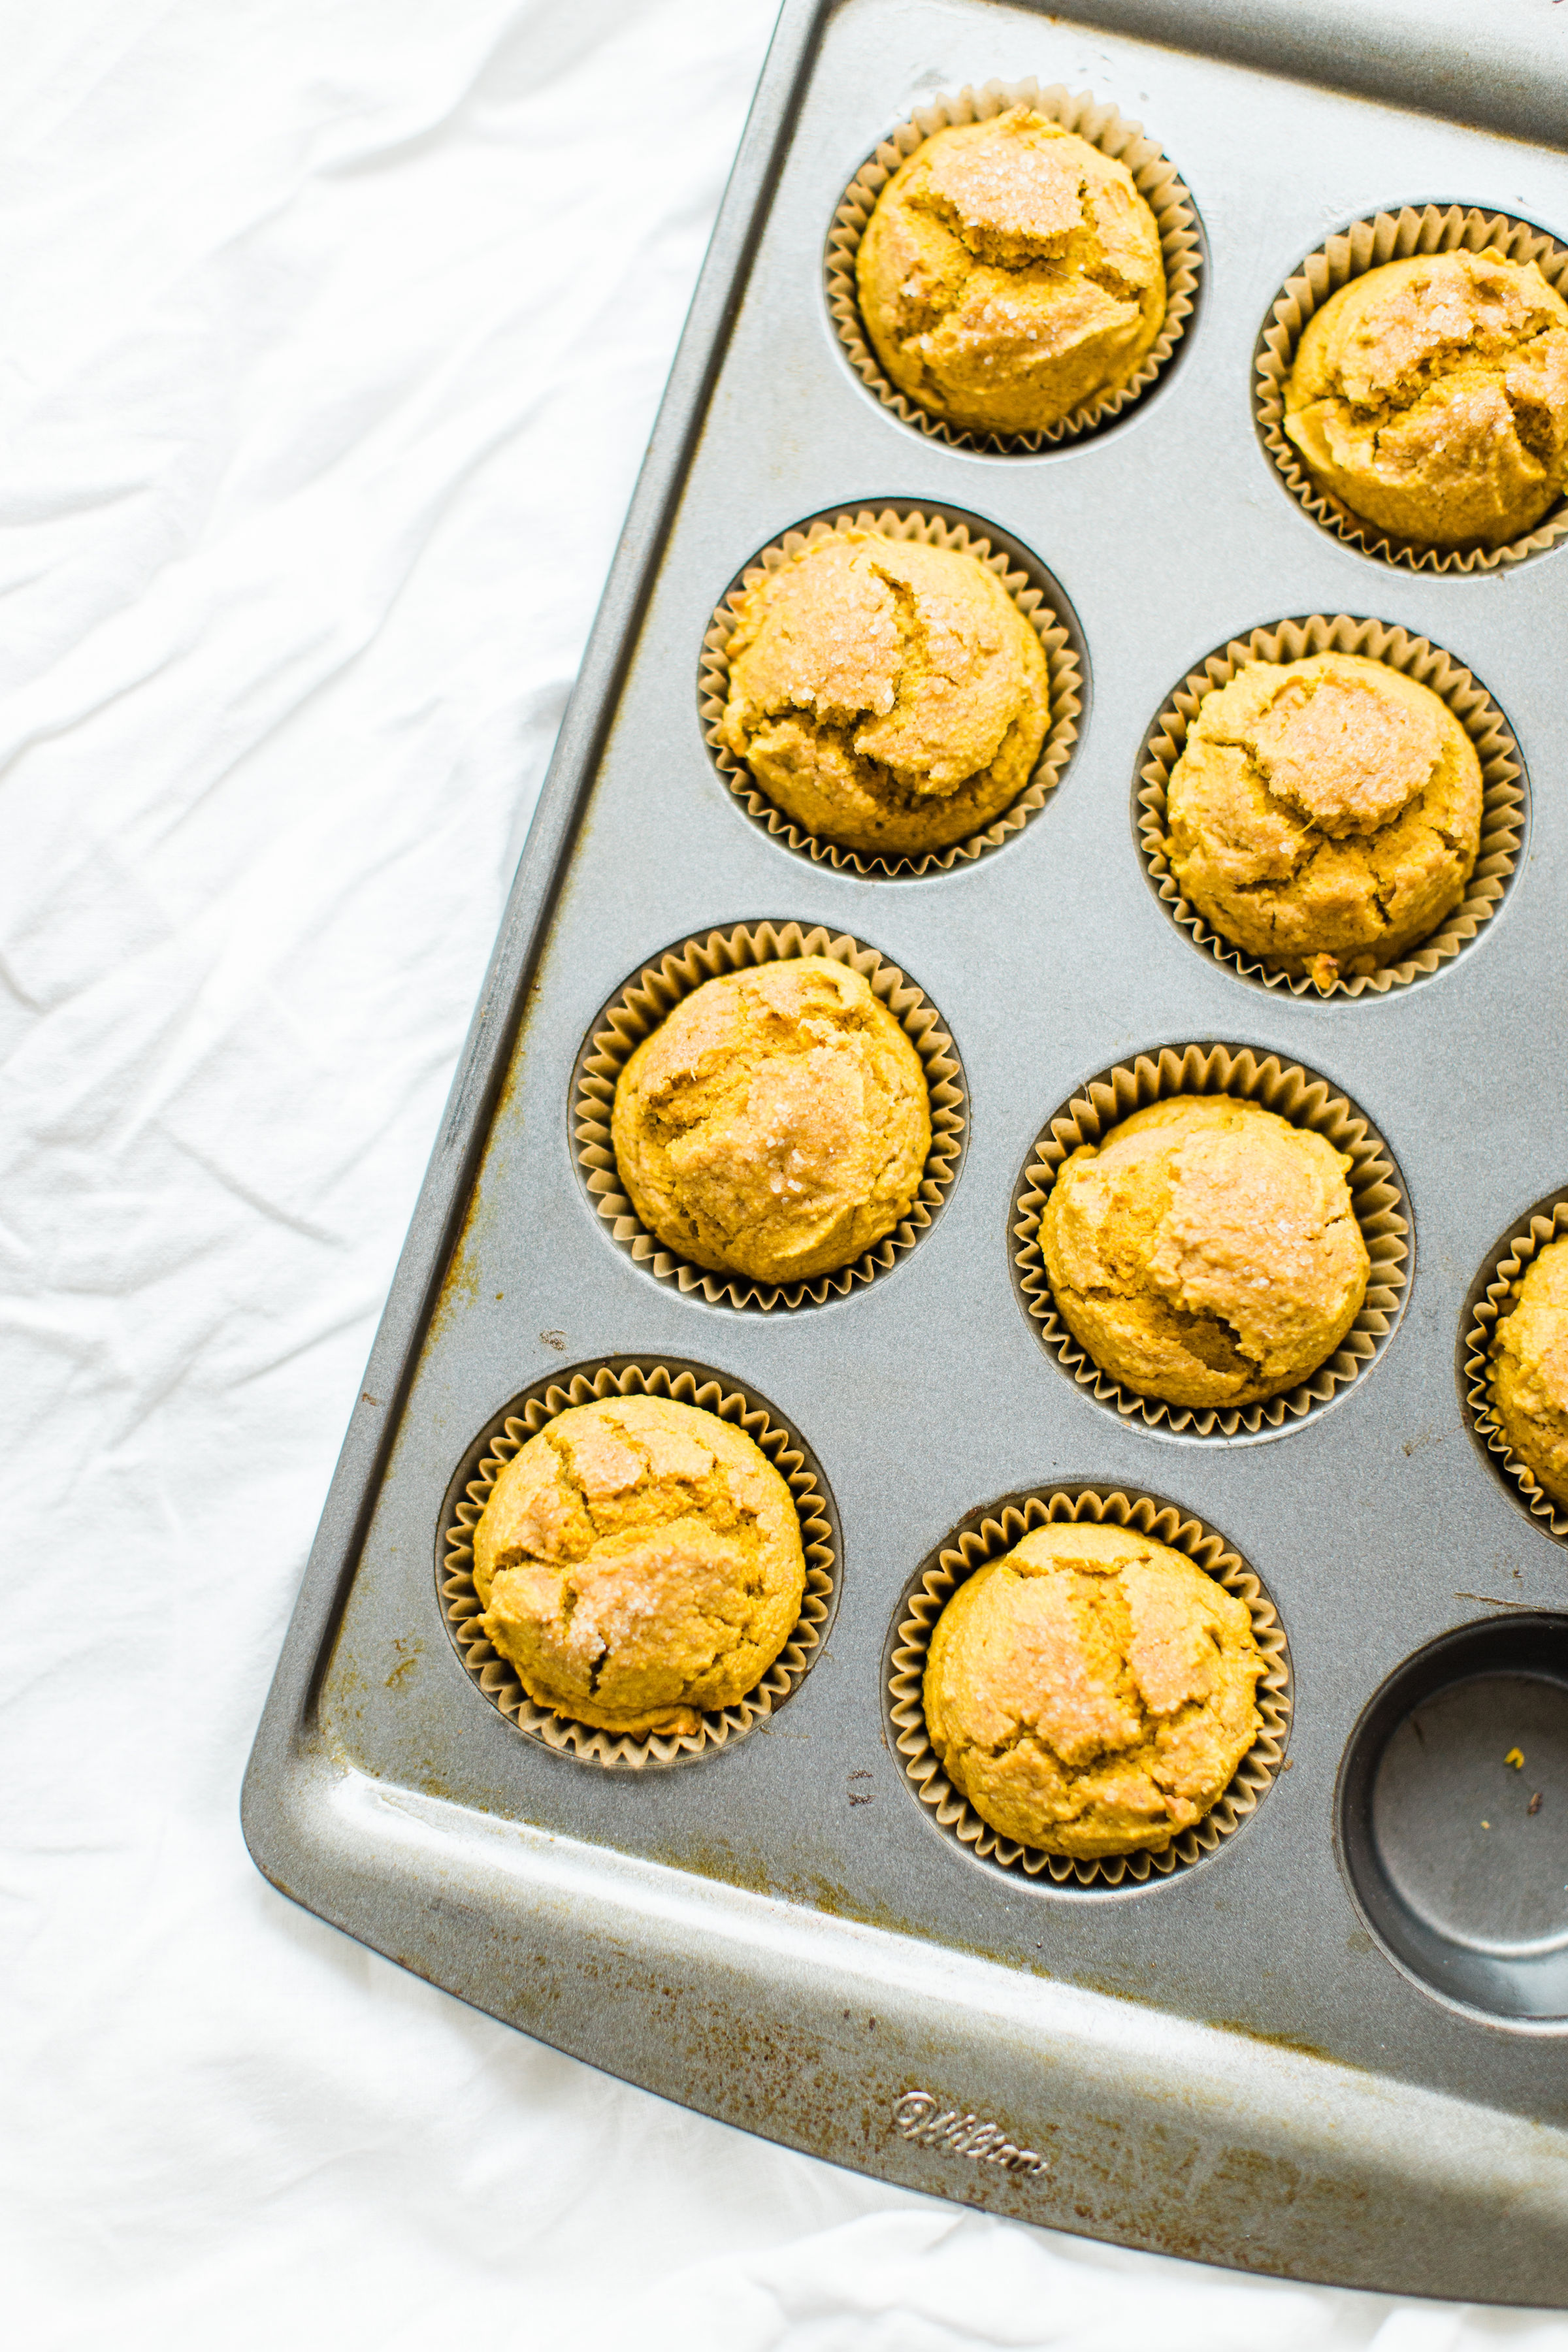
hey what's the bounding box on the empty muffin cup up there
[1336,1614,1568,2023]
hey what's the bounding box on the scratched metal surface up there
[244,0,1568,2302]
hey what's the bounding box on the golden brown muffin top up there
[855,108,1166,438]
[474,1395,806,1735]
[610,956,932,1286]
[1040,1095,1371,1409]
[1165,652,1483,986]
[1284,250,1568,549]
[924,1521,1264,1857]
[721,528,1047,825]
[1493,1237,1568,1511]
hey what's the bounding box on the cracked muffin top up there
[1492,1237,1568,1512]
[924,1520,1264,1858]
[1284,249,1568,550]
[473,1396,806,1736]
[1039,1094,1371,1410]
[611,956,932,1287]
[720,527,1049,858]
[855,107,1167,438]
[1164,651,1484,990]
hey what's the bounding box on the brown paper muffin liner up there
[1011,1044,1411,1438]
[886,1486,1292,1888]
[1136,614,1526,999]
[438,1359,839,1769]
[1255,204,1568,572]
[826,79,1201,455]
[572,920,966,1309]
[699,506,1083,879]
[1461,1192,1568,1543]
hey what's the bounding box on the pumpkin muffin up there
[1283,249,1568,550]
[1492,1237,1568,1510]
[855,106,1168,437]
[1165,651,1483,990]
[924,1521,1264,1857]
[472,1396,806,1735]
[720,528,1048,858]
[1039,1095,1370,1409]
[612,956,931,1286]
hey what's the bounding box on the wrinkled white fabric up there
[0,4,1562,2345]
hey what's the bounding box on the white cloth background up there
[1,4,1563,2344]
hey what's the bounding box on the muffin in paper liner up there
[1255,204,1568,573]
[1135,614,1526,1000]
[1461,1191,1568,1544]
[438,1359,839,1769]
[572,921,966,1310]
[825,79,1201,455]
[1011,1044,1411,1439]
[699,506,1083,879]
[885,1486,1292,1889]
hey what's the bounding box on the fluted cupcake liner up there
[572,920,966,1310]
[1011,1043,1411,1439]
[1255,204,1568,573]
[438,1359,839,1769]
[1136,613,1526,999]
[699,506,1082,879]
[1461,1193,1568,1544]
[826,78,1201,455]
[886,1486,1291,1889]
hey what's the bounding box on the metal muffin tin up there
[244,0,1568,2304]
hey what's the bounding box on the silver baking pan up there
[242,0,1568,2303]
